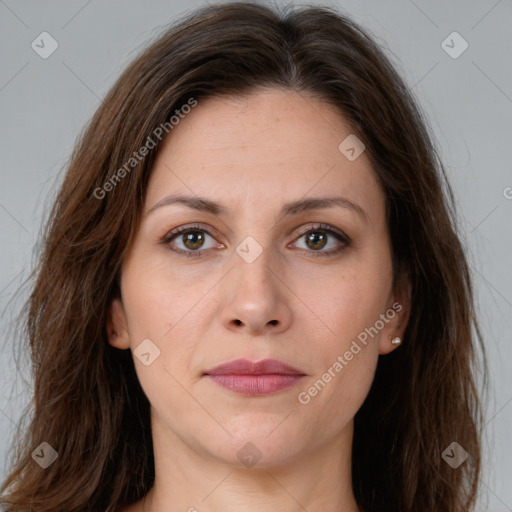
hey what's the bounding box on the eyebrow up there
[146,194,369,223]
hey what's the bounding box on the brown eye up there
[304,231,328,251]
[292,224,350,257]
[179,230,206,250]
[162,224,219,257]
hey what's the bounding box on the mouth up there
[203,358,306,397]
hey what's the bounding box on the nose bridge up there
[228,204,290,293]
[220,229,291,335]
[229,204,277,277]
[232,232,275,298]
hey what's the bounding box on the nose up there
[220,245,292,337]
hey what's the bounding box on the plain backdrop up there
[0,0,511,509]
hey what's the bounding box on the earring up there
[391,336,401,346]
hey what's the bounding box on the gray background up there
[0,0,510,509]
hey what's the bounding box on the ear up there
[106,298,130,350]
[379,274,412,355]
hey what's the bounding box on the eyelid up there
[294,222,349,242]
[161,222,350,257]
[161,223,223,244]
[289,223,350,257]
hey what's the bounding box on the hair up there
[0,2,487,511]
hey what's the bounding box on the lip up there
[204,358,306,396]
[205,358,305,376]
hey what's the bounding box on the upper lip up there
[204,358,305,376]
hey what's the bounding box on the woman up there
[0,2,487,511]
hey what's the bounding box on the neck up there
[144,413,361,512]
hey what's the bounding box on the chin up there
[204,426,304,470]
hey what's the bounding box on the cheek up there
[292,260,392,346]
[295,335,379,441]
[291,253,390,419]
[121,258,211,395]
[122,254,209,338]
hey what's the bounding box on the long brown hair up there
[1,2,487,511]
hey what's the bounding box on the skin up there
[108,87,410,512]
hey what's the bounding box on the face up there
[108,88,409,468]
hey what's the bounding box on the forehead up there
[146,88,385,225]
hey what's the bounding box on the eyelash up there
[160,223,350,259]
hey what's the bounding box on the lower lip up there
[206,374,305,396]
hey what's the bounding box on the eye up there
[161,222,350,258]
[291,223,350,257]
[161,224,222,258]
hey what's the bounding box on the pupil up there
[181,230,328,251]
[307,231,327,250]
[184,231,204,249]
